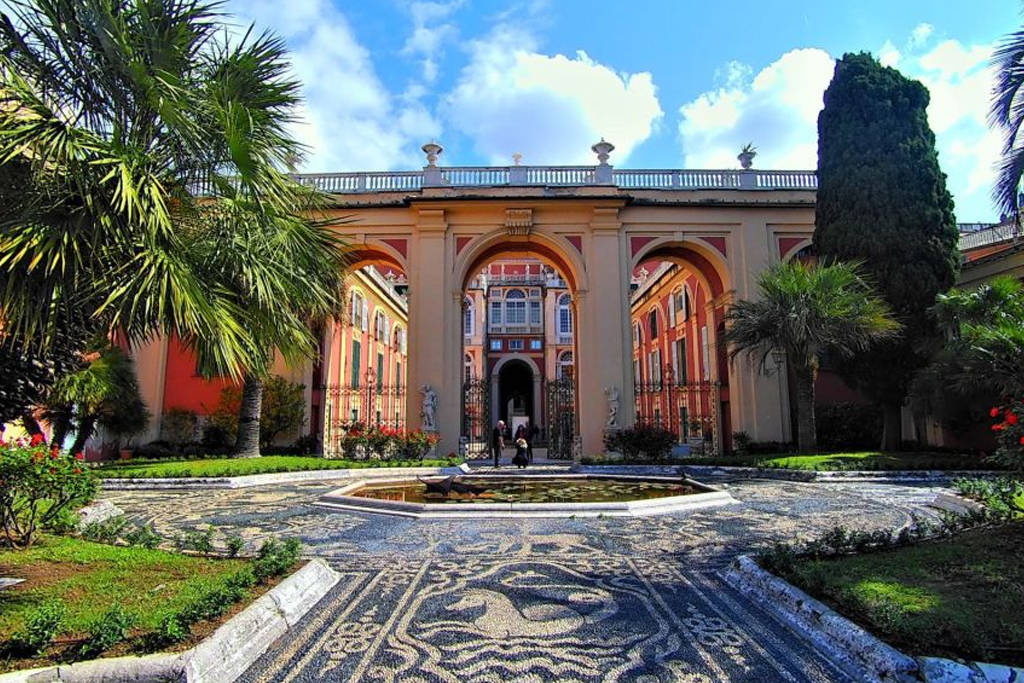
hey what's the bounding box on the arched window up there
[374,310,387,342]
[393,326,406,355]
[351,290,366,329]
[633,321,642,348]
[557,294,573,336]
[557,350,574,379]
[464,353,474,382]
[463,297,474,337]
[505,288,527,325]
[648,309,659,339]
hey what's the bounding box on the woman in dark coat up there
[512,437,529,469]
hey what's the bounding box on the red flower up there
[990,407,1002,418]
[73,467,82,474]
[1019,436,1024,445]
[50,452,59,460]
[992,423,1006,431]
[48,467,57,474]
[75,452,84,460]
[1007,413,1019,425]
[30,433,45,446]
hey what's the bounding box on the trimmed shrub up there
[10,600,66,656]
[603,423,676,461]
[252,537,302,583]
[816,402,884,450]
[0,437,97,548]
[225,534,245,558]
[78,605,135,659]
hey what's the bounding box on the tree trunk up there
[794,365,817,452]
[880,401,902,451]
[232,374,263,458]
[49,410,72,449]
[20,411,44,438]
[71,414,96,456]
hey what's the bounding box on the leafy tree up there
[814,52,959,449]
[207,375,308,450]
[44,345,150,454]
[723,260,899,451]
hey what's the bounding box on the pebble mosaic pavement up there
[102,476,949,682]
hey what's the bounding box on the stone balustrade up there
[279,166,818,194]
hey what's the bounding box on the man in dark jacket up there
[492,420,505,468]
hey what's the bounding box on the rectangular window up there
[669,294,676,327]
[529,339,542,350]
[395,362,402,390]
[490,301,502,326]
[676,339,688,383]
[464,307,473,336]
[509,339,524,351]
[680,407,689,438]
[506,301,526,324]
[351,339,361,388]
[377,353,384,389]
[490,339,502,351]
[529,301,541,325]
[634,359,641,385]
[650,350,661,384]
[701,326,710,381]
[671,340,679,380]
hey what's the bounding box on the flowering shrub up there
[336,423,440,460]
[0,435,98,549]
[989,401,1024,471]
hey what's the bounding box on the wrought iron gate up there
[634,367,721,455]
[544,374,577,460]
[324,370,407,457]
[461,378,491,458]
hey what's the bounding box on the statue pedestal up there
[602,426,622,459]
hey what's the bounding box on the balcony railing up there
[959,222,1021,250]
[278,166,818,195]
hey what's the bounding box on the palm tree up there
[991,22,1024,216]
[0,1,349,456]
[0,0,316,378]
[723,260,900,451]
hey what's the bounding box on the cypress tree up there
[814,52,959,450]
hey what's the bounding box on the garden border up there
[722,554,1024,683]
[0,558,340,683]
[100,464,469,490]
[575,464,1007,483]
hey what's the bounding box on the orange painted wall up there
[161,338,235,415]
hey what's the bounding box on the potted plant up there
[738,142,757,170]
[732,430,751,456]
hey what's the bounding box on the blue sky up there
[230,0,1020,221]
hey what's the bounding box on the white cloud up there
[676,32,1001,220]
[443,25,663,165]
[678,48,835,169]
[910,23,934,48]
[401,1,464,84]
[226,0,439,172]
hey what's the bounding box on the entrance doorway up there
[497,359,535,434]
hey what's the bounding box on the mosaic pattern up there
[238,559,849,683]
[101,477,950,681]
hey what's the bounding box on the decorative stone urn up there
[422,141,443,167]
[737,145,757,170]
[591,138,615,165]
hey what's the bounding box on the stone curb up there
[930,492,987,516]
[0,559,340,683]
[722,555,1024,683]
[576,464,1005,483]
[100,465,464,490]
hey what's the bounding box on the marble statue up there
[604,386,620,429]
[420,384,438,431]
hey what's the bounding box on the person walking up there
[492,420,505,468]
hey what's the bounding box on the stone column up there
[407,209,460,451]
[576,206,632,455]
[729,214,790,443]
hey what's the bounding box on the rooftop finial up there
[591,138,615,165]
[422,140,443,167]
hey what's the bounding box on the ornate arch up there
[630,236,731,300]
[453,228,589,295]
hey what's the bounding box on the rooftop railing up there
[285,166,818,194]
[959,222,1021,250]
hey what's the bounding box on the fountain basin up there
[315,474,737,518]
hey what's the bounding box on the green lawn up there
[97,455,462,479]
[774,521,1024,666]
[584,451,996,471]
[0,536,258,671]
